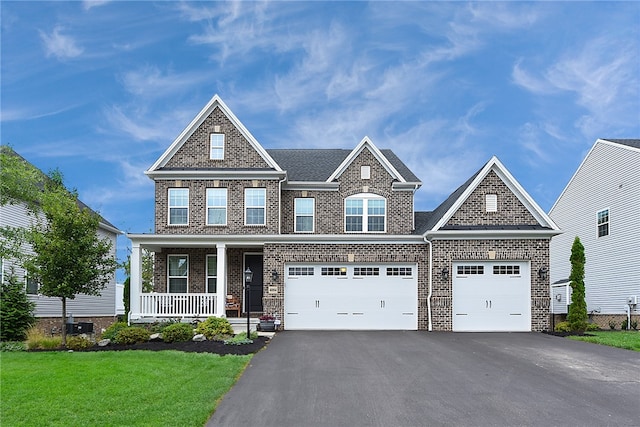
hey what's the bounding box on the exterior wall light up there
[441,267,449,281]
[538,267,548,280]
[271,269,279,283]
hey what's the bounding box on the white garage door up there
[284,264,417,330]
[453,261,531,332]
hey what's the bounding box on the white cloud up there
[119,65,210,99]
[83,0,111,11]
[39,26,83,60]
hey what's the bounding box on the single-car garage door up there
[284,264,417,330]
[453,261,531,332]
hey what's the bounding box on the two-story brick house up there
[127,95,560,331]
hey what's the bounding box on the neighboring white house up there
[549,139,640,324]
[0,146,121,333]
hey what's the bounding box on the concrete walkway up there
[207,331,640,427]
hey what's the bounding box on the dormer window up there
[345,194,386,233]
[210,134,224,160]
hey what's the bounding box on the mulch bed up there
[30,336,271,356]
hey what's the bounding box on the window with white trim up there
[206,188,227,225]
[26,275,39,295]
[206,255,217,293]
[245,188,266,225]
[210,134,224,160]
[294,198,314,232]
[345,194,386,232]
[168,188,189,225]
[168,255,188,293]
[597,209,609,237]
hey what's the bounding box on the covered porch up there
[127,234,265,323]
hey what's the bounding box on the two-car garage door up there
[284,264,417,330]
[453,261,531,332]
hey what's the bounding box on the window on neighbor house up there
[168,188,189,225]
[345,195,386,232]
[210,134,224,160]
[597,209,609,237]
[245,188,266,225]
[294,198,314,232]
[206,255,217,293]
[168,255,188,293]
[26,276,39,295]
[206,188,227,225]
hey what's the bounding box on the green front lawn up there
[569,330,640,351]
[1,350,251,426]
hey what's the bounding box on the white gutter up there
[424,236,433,331]
[278,175,287,234]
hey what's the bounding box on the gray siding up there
[549,141,640,315]
[0,202,118,317]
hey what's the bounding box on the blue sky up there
[2,1,639,273]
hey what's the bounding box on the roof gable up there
[425,156,559,234]
[147,95,281,173]
[326,137,411,183]
[549,138,640,213]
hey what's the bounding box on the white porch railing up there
[139,293,218,318]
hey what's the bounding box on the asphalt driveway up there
[207,331,640,427]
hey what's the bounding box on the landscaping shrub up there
[224,331,255,345]
[195,317,234,340]
[621,319,628,330]
[162,323,194,343]
[585,323,600,331]
[631,320,638,331]
[0,272,36,341]
[66,336,93,351]
[609,320,617,330]
[114,327,150,345]
[148,319,179,334]
[102,321,128,340]
[554,321,571,333]
[26,328,62,350]
[0,341,26,352]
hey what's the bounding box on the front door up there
[244,253,264,313]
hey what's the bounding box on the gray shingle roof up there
[267,148,421,183]
[602,139,640,149]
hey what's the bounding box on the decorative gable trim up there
[429,156,559,233]
[326,137,406,183]
[147,94,282,174]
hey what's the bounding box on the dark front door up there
[245,253,264,312]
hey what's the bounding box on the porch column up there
[216,244,227,317]
[129,242,142,323]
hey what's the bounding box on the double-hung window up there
[206,188,227,225]
[597,208,609,237]
[294,198,314,232]
[168,188,189,225]
[210,134,224,160]
[345,194,386,232]
[245,188,266,225]
[168,255,188,293]
[26,276,39,295]
[206,255,217,293]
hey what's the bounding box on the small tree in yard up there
[24,173,117,346]
[567,236,588,332]
[0,269,36,341]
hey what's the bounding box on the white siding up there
[0,202,118,317]
[550,141,640,315]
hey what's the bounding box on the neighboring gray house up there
[0,147,121,333]
[549,138,640,326]
[127,95,560,332]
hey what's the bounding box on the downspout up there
[278,175,287,234]
[424,236,433,331]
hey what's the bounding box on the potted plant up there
[258,314,277,332]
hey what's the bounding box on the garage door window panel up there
[493,265,520,276]
[457,265,484,276]
[289,267,315,276]
[321,267,347,276]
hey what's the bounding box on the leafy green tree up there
[567,236,588,332]
[0,268,37,341]
[24,174,117,346]
[0,146,42,259]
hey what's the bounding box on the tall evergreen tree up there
[0,269,36,341]
[567,236,588,332]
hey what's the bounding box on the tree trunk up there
[61,297,67,347]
